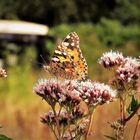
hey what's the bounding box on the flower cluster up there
[33,79,64,106]
[33,79,117,108]
[78,80,117,106]
[62,119,89,140]
[41,109,69,126]
[0,68,7,78]
[33,79,82,107]
[40,107,84,126]
[98,51,124,68]
[60,80,82,107]
[99,51,140,91]
[116,57,140,82]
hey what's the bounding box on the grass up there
[0,23,140,140]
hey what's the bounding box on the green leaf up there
[0,134,13,140]
[104,135,117,140]
[127,95,139,114]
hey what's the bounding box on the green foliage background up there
[0,0,140,26]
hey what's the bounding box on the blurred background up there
[0,0,140,139]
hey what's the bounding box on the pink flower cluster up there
[33,79,117,107]
[40,107,84,126]
[33,79,64,106]
[99,51,140,83]
[98,51,124,68]
[41,109,69,126]
[78,80,116,106]
[0,68,7,78]
[116,57,140,82]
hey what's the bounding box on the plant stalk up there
[132,115,140,140]
[84,111,94,140]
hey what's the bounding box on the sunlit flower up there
[60,80,81,107]
[33,79,64,106]
[116,57,140,82]
[33,79,117,108]
[0,68,7,78]
[98,51,124,68]
[78,80,117,106]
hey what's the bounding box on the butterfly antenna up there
[30,58,43,67]
[40,54,47,65]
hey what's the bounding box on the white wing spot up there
[63,42,69,46]
[71,42,75,46]
[66,35,70,39]
[52,57,59,61]
[58,45,61,49]
[63,52,67,55]
[55,50,62,55]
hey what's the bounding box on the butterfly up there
[44,32,88,80]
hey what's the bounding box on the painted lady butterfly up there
[44,32,88,80]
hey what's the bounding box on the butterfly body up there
[44,32,88,80]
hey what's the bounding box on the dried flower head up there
[98,51,124,68]
[0,68,7,78]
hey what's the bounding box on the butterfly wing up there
[45,32,88,80]
[63,32,88,80]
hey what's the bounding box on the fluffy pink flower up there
[78,80,117,106]
[98,51,124,68]
[33,79,117,107]
[116,57,140,82]
[33,79,64,106]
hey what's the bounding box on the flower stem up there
[124,104,140,124]
[120,96,125,137]
[52,107,61,140]
[132,115,140,140]
[84,111,94,140]
[50,125,59,140]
